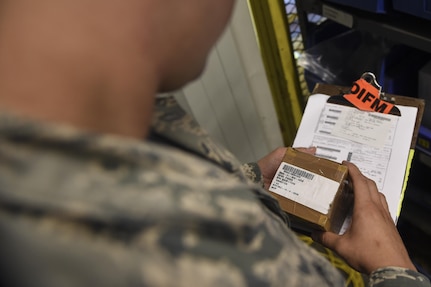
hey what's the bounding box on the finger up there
[295,146,316,155]
[366,177,382,205]
[378,192,391,217]
[343,161,372,204]
[311,230,340,251]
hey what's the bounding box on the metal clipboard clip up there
[327,72,401,116]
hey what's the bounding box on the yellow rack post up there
[248,0,307,145]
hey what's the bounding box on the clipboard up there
[325,72,402,117]
[295,75,425,225]
[269,73,424,234]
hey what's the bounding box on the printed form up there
[293,94,418,222]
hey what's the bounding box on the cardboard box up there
[268,148,353,233]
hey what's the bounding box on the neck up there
[0,1,159,139]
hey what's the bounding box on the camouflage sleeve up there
[369,267,431,287]
[241,162,264,187]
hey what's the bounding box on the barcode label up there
[269,162,339,214]
[282,165,315,180]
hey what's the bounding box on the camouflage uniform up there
[0,95,429,287]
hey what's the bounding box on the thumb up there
[295,146,316,155]
[311,231,340,250]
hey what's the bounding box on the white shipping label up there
[268,162,339,214]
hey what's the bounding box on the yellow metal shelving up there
[248,0,308,146]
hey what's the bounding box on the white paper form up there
[293,94,418,222]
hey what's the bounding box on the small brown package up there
[268,147,353,233]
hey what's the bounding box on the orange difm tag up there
[343,78,395,114]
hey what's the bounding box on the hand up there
[257,147,316,190]
[312,161,416,274]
